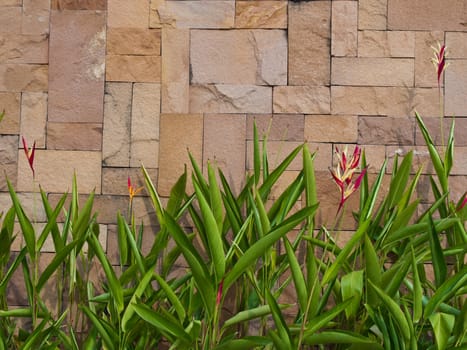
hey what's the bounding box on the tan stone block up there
[190,84,272,114]
[106,55,161,83]
[445,60,467,117]
[273,86,331,114]
[246,114,304,141]
[204,114,246,193]
[0,92,20,134]
[161,28,189,113]
[47,123,102,151]
[288,1,330,85]
[0,64,48,92]
[358,31,415,57]
[0,192,47,224]
[415,31,444,88]
[388,0,465,31]
[359,144,386,174]
[107,28,160,55]
[190,29,287,85]
[306,142,333,172]
[49,10,106,122]
[0,164,16,190]
[102,83,132,167]
[16,150,102,193]
[358,0,387,30]
[305,115,358,143]
[235,1,287,29]
[358,116,414,145]
[130,83,160,168]
[0,0,21,5]
[22,0,50,35]
[331,1,357,57]
[331,58,414,86]
[386,145,435,175]
[0,34,48,64]
[51,0,106,10]
[102,167,157,196]
[0,135,18,163]
[20,92,47,148]
[415,117,467,147]
[158,114,203,196]
[446,32,467,59]
[0,7,21,33]
[108,0,150,28]
[150,0,234,29]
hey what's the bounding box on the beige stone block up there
[108,0,149,28]
[102,167,157,196]
[17,150,101,193]
[446,32,467,58]
[358,0,387,30]
[161,28,189,113]
[415,31,444,88]
[306,142,333,172]
[388,0,465,31]
[445,60,467,117]
[107,28,160,55]
[273,86,331,114]
[415,117,467,147]
[0,0,21,5]
[130,83,160,168]
[22,0,50,35]
[358,116,414,145]
[331,1,357,57]
[331,58,414,86]
[102,83,132,167]
[0,135,18,163]
[0,164,16,190]
[359,144,386,174]
[47,123,102,151]
[386,145,435,175]
[106,55,161,83]
[358,31,415,57]
[0,34,48,64]
[0,7,21,33]
[0,192,47,223]
[158,114,203,196]
[246,114,304,141]
[190,84,272,114]
[20,92,47,148]
[150,0,234,29]
[235,1,287,29]
[0,92,20,134]
[305,115,358,143]
[190,29,287,85]
[0,64,48,92]
[289,1,330,85]
[51,0,106,10]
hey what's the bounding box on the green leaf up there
[265,289,292,349]
[444,119,455,175]
[360,160,387,223]
[429,312,455,350]
[142,164,165,226]
[253,122,261,185]
[214,337,271,350]
[81,306,116,350]
[341,270,364,319]
[208,162,224,231]
[153,273,186,322]
[304,331,382,347]
[428,215,447,287]
[303,298,354,337]
[284,237,307,314]
[411,247,423,323]
[223,304,288,328]
[364,234,381,306]
[386,151,413,210]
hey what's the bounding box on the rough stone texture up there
[235,1,287,29]
[22,0,50,35]
[446,32,467,58]
[51,0,106,10]
[0,164,15,190]
[0,92,20,134]
[130,83,160,168]
[102,167,157,195]
[107,28,160,55]
[48,10,105,123]
[47,123,102,150]
[190,29,287,85]
[358,0,387,30]
[359,144,387,173]
[305,115,358,143]
[190,85,272,114]
[445,60,467,117]
[246,114,304,141]
[161,28,189,113]
[106,55,161,83]
[288,1,330,85]
[108,0,149,28]
[359,116,415,145]
[150,1,235,29]
[0,7,21,33]
[358,31,415,57]
[415,31,444,88]
[273,86,331,114]
[331,58,414,86]
[20,92,47,148]
[304,142,333,172]
[331,1,358,57]
[0,135,18,164]
[388,0,465,31]
[0,64,48,92]
[158,114,203,196]
[0,0,22,5]
[102,83,132,167]
[0,34,48,64]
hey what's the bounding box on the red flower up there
[432,43,449,87]
[22,136,36,178]
[216,278,224,306]
[127,176,143,203]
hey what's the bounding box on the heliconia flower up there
[127,176,143,203]
[431,42,449,87]
[22,136,36,178]
[216,278,224,306]
[456,192,467,212]
[330,145,367,213]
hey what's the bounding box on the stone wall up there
[0,0,466,277]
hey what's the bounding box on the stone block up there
[445,60,467,117]
[0,34,48,64]
[204,114,246,193]
[388,0,465,31]
[359,116,414,145]
[415,117,467,147]
[358,0,387,30]
[331,1,357,57]
[331,58,414,86]
[22,0,50,35]
[107,28,160,55]
[305,142,333,172]
[0,192,47,225]
[51,0,106,10]
[305,115,358,143]
[273,86,331,114]
[108,0,150,28]
[358,31,415,57]
[0,0,21,5]
[446,32,467,58]
[16,150,101,193]
[235,1,287,29]
[0,135,18,163]
[158,114,203,196]
[20,92,47,148]
[415,31,444,87]
[130,83,161,168]
[150,1,234,29]
[161,28,189,113]
[0,92,20,134]
[247,141,304,171]
[190,85,272,114]
[102,83,132,167]
[48,10,105,122]
[106,55,161,83]
[190,29,287,85]
[359,144,386,173]
[47,123,102,150]
[0,164,16,190]
[0,64,48,92]
[289,1,330,85]
[246,114,304,141]
[102,167,157,196]
[0,7,21,33]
